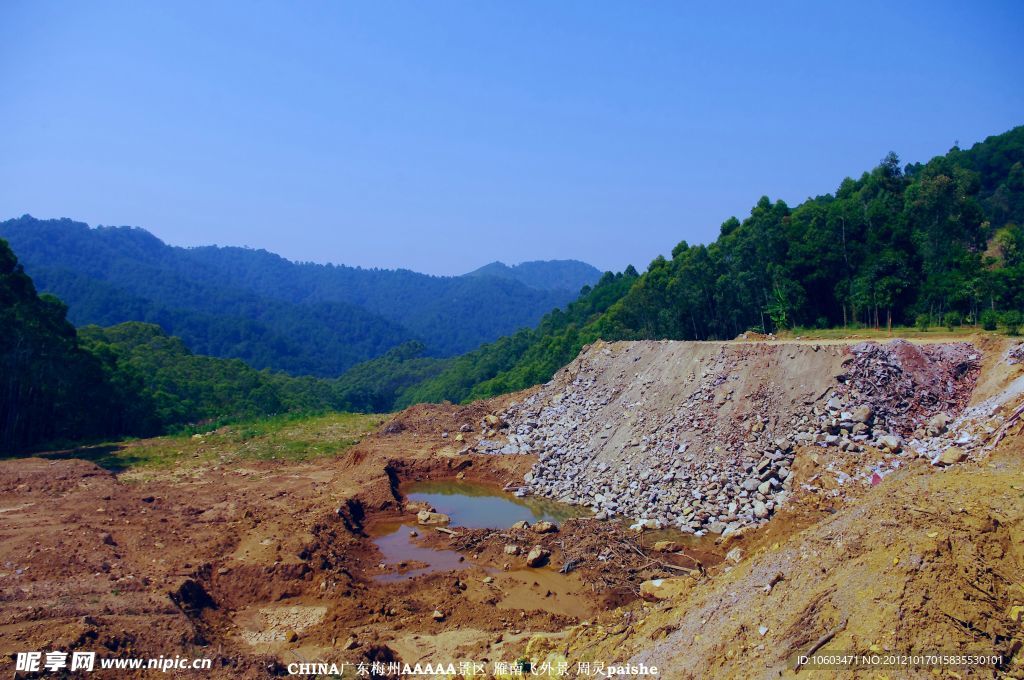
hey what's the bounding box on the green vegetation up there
[12,412,383,473]
[330,341,452,412]
[0,256,393,453]
[0,238,130,452]
[1003,310,1023,335]
[78,325,446,436]
[980,309,1000,330]
[80,322,341,428]
[593,129,1024,340]
[0,217,596,375]
[397,268,639,406]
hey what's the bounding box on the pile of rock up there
[808,341,988,480]
[478,340,988,536]
[833,340,979,435]
[495,347,800,535]
[1008,342,1024,366]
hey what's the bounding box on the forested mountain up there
[400,126,1024,405]
[79,322,348,428]
[464,260,601,292]
[3,302,439,453]
[396,268,639,407]
[0,218,588,375]
[594,127,1024,339]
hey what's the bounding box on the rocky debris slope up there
[1008,341,1024,365]
[831,341,979,435]
[479,339,991,536]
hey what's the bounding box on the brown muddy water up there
[370,480,586,582]
[370,479,720,582]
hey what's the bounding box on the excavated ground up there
[0,336,1022,679]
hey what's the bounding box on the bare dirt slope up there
[1,336,1022,678]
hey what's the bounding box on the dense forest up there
[0,239,135,451]
[0,218,598,376]
[596,130,1024,340]
[0,288,454,453]
[3,126,1022,453]
[79,325,453,432]
[396,268,640,406]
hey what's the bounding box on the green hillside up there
[0,218,587,375]
[0,239,138,451]
[402,126,1024,405]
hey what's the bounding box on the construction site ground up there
[1,335,1022,679]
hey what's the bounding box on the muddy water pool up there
[370,480,586,582]
[404,479,588,528]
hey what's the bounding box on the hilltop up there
[464,259,602,293]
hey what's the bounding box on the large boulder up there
[928,413,950,434]
[937,446,967,466]
[878,435,901,452]
[531,520,559,534]
[525,546,550,568]
[851,405,873,423]
[417,510,451,526]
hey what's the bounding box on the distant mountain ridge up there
[0,216,600,376]
[464,260,602,293]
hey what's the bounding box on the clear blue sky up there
[1,1,1022,275]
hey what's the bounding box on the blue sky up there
[1,1,1022,275]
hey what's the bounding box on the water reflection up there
[404,479,587,529]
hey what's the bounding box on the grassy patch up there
[780,325,995,341]
[16,412,386,473]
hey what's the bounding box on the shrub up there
[943,310,962,330]
[914,313,931,331]
[1002,310,1023,336]
[980,309,1000,331]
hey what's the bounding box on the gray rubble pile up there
[476,340,990,536]
[489,346,800,536]
[807,341,982,467]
